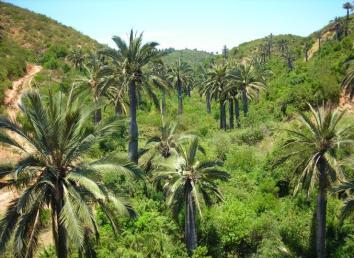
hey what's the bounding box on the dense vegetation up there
[1,2,354,258]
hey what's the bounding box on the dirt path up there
[0,64,42,214]
[307,31,335,60]
[4,64,42,120]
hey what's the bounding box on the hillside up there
[0,1,99,110]
[1,2,354,258]
[230,34,305,60]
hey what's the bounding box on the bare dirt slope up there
[307,31,335,60]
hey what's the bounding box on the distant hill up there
[229,34,305,60]
[162,49,214,68]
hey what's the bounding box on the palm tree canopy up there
[343,2,352,10]
[229,62,266,101]
[277,105,354,195]
[0,90,143,257]
[167,58,193,88]
[203,63,229,101]
[154,136,230,218]
[106,30,160,82]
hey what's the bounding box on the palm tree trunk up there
[234,98,240,127]
[54,184,68,258]
[115,101,122,117]
[161,88,166,115]
[316,158,327,258]
[287,58,293,71]
[177,79,183,114]
[128,80,139,163]
[242,90,248,116]
[186,85,191,97]
[229,98,234,129]
[346,9,350,36]
[137,88,141,108]
[185,180,197,253]
[93,96,101,124]
[206,91,211,113]
[219,100,226,130]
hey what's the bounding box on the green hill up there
[162,48,214,67]
[0,1,99,107]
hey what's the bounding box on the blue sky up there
[3,0,348,52]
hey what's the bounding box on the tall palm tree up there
[98,56,128,118]
[153,136,230,253]
[304,40,312,62]
[148,60,173,115]
[167,59,192,114]
[277,105,353,258]
[331,17,344,40]
[67,48,85,71]
[203,63,229,130]
[102,30,160,163]
[316,31,322,53]
[196,64,211,114]
[230,62,266,116]
[222,81,241,127]
[73,52,110,124]
[0,91,142,258]
[343,2,353,36]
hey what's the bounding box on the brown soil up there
[339,91,354,113]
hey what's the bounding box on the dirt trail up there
[4,64,42,120]
[0,64,42,214]
[339,90,354,113]
[307,31,335,60]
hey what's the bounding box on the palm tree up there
[0,91,142,258]
[167,59,192,114]
[196,64,212,114]
[304,40,312,62]
[148,60,173,115]
[343,2,353,36]
[222,81,241,128]
[278,39,289,57]
[73,52,110,124]
[153,136,230,253]
[277,105,353,258]
[331,17,344,40]
[203,63,229,130]
[67,48,85,71]
[316,31,322,53]
[230,62,266,116]
[139,119,179,169]
[102,30,160,163]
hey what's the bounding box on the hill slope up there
[0,1,99,108]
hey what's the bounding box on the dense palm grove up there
[1,2,354,258]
